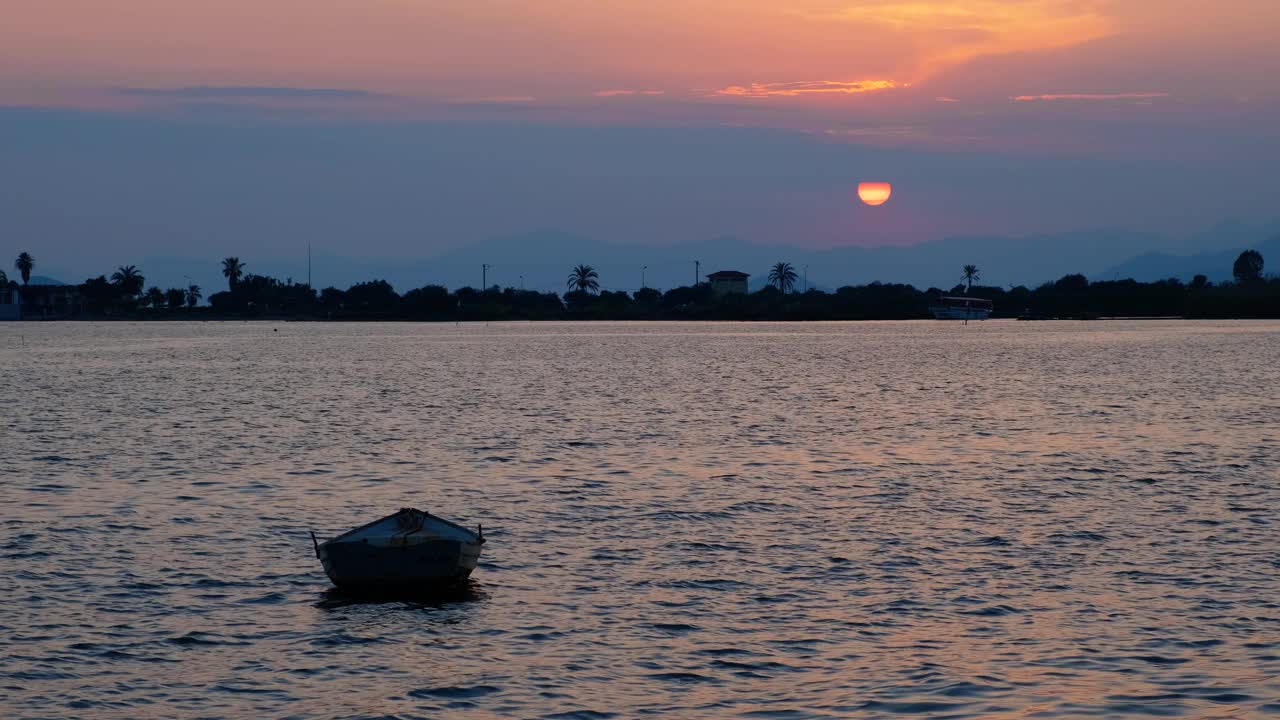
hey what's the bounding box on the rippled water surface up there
[3,320,1279,719]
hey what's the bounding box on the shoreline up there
[12,314,1280,323]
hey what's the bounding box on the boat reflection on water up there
[315,578,488,610]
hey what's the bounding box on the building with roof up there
[19,284,84,319]
[706,270,749,296]
[0,284,20,320]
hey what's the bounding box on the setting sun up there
[858,182,892,206]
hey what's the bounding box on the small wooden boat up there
[312,508,485,590]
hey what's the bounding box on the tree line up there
[7,248,1278,321]
[6,252,203,314]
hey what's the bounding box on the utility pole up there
[803,265,809,293]
[642,265,647,289]
[694,260,700,287]
[482,263,490,290]
[307,243,312,288]
[519,275,524,290]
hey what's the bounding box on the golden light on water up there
[858,182,892,206]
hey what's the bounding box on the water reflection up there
[2,320,1278,719]
[315,580,488,610]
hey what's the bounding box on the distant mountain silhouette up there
[1097,232,1280,283]
[28,275,68,286]
[413,222,1279,292]
[52,219,1280,295]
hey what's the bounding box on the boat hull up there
[929,305,992,320]
[320,538,483,590]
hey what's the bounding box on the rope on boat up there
[393,508,426,546]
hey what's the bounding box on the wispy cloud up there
[594,89,665,98]
[823,125,988,147]
[450,95,537,104]
[118,86,387,100]
[1013,92,1169,102]
[805,1,1113,80]
[935,96,960,103]
[820,1,1107,32]
[715,80,900,98]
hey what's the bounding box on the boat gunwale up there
[323,507,482,546]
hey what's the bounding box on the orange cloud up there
[804,1,1114,80]
[1013,92,1169,102]
[716,79,901,98]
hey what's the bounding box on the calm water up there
[2,320,1279,719]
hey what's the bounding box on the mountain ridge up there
[25,219,1280,295]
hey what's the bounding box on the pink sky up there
[5,1,1278,135]
[3,0,1278,278]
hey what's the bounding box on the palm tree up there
[962,264,981,293]
[14,252,34,285]
[166,288,186,309]
[768,262,798,293]
[222,257,245,290]
[186,284,202,308]
[111,265,145,297]
[566,264,600,294]
[144,286,165,308]
[0,270,8,286]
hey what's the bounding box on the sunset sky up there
[3,1,1279,283]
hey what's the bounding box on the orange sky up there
[4,0,1279,286]
[3,0,1277,115]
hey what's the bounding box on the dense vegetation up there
[8,250,1280,321]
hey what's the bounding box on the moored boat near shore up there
[930,296,993,320]
[312,508,485,591]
